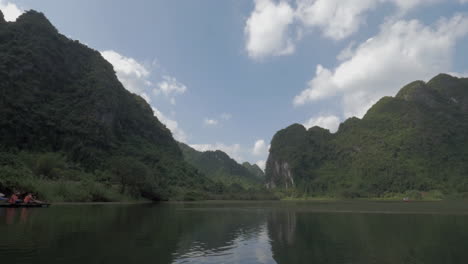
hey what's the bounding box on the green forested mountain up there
[178,143,264,188]
[0,10,213,201]
[266,74,468,198]
[242,162,264,180]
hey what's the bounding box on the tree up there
[109,156,149,196]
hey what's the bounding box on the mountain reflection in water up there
[1,201,468,264]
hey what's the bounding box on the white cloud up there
[304,115,341,132]
[252,139,268,156]
[204,118,218,126]
[389,0,441,12]
[0,1,23,22]
[256,160,266,171]
[152,107,188,142]
[297,0,441,40]
[245,0,295,59]
[154,75,187,97]
[245,0,442,59]
[190,143,244,162]
[294,14,468,118]
[101,50,151,95]
[101,50,188,105]
[297,0,378,40]
[337,41,357,61]
[449,71,468,77]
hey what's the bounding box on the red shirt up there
[8,194,18,204]
[24,194,33,203]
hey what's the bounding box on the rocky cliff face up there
[265,74,468,196]
[265,159,294,189]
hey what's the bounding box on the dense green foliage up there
[266,74,468,198]
[0,10,220,201]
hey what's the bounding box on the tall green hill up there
[0,10,211,201]
[266,74,468,198]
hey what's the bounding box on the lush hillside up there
[0,10,214,201]
[242,162,265,180]
[266,74,468,199]
[178,143,264,187]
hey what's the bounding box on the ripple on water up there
[172,224,276,264]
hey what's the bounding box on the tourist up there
[8,192,20,204]
[23,193,43,204]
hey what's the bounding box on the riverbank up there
[41,200,468,216]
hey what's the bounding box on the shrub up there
[34,153,66,179]
[405,190,422,200]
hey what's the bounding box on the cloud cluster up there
[256,160,266,170]
[251,139,269,171]
[0,0,23,22]
[244,0,295,59]
[203,113,232,127]
[252,139,268,156]
[296,0,378,40]
[244,0,442,59]
[101,50,189,142]
[101,50,151,96]
[188,138,271,168]
[204,118,218,126]
[154,75,187,104]
[304,115,340,132]
[102,50,188,106]
[295,14,468,118]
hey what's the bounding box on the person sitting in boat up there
[23,193,43,204]
[0,193,7,202]
[8,192,20,204]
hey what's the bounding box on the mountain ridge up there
[266,73,468,197]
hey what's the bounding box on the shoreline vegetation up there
[0,149,463,203]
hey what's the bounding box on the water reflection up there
[173,223,276,264]
[1,202,468,264]
[267,208,468,264]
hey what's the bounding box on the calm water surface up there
[1,201,468,264]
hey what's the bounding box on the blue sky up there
[2,0,468,169]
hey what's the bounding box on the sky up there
[2,0,468,169]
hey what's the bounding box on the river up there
[1,201,468,264]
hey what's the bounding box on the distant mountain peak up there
[15,10,58,34]
[429,73,459,84]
